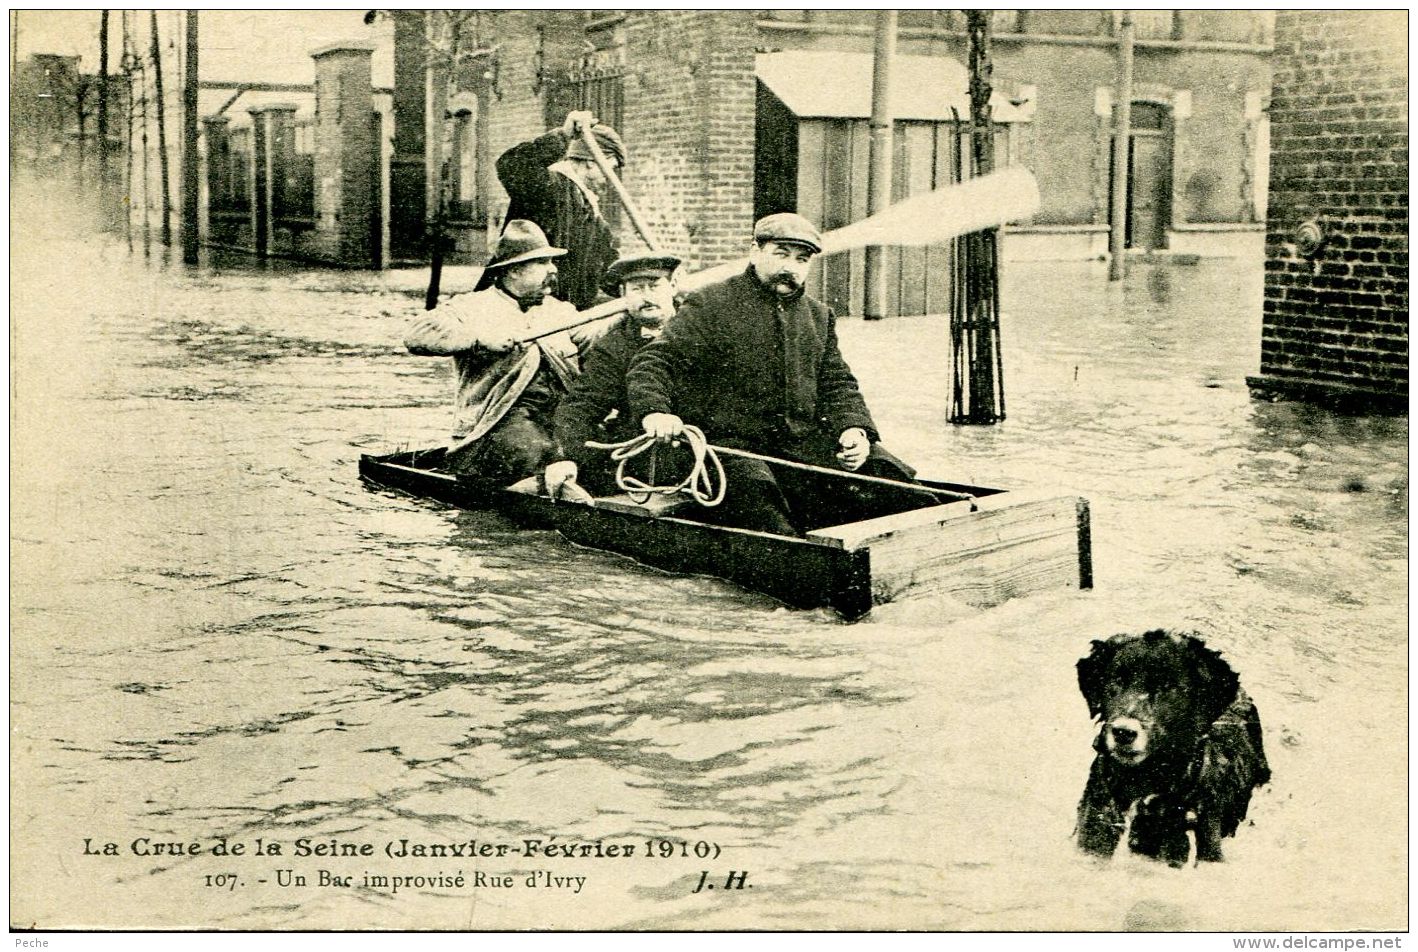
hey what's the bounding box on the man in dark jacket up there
[475,109,622,310]
[625,213,919,536]
[543,253,683,499]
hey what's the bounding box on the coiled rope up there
[585,427,727,507]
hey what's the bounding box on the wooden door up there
[1126,102,1172,250]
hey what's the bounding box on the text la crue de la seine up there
[83,836,722,860]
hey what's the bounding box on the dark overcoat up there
[474,130,618,310]
[626,269,879,453]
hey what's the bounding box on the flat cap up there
[601,253,683,296]
[753,212,823,254]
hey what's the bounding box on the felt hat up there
[484,220,567,270]
[565,124,627,167]
[752,212,824,254]
[600,252,683,296]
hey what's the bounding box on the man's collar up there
[493,283,545,313]
[550,160,600,214]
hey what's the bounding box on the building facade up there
[1249,10,1407,410]
[381,10,1274,315]
[45,11,1276,317]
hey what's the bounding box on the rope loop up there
[585,427,726,507]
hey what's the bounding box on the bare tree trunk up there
[150,11,172,246]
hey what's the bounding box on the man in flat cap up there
[544,252,683,500]
[625,213,918,536]
[406,220,587,482]
[476,109,623,310]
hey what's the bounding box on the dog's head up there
[1077,630,1240,768]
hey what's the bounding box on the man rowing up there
[543,252,683,500]
[624,213,919,536]
[474,110,623,310]
[404,220,584,482]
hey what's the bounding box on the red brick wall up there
[1257,10,1407,406]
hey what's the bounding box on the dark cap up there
[601,253,683,296]
[484,220,567,270]
[753,212,823,254]
[566,124,627,167]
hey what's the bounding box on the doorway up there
[1122,101,1173,250]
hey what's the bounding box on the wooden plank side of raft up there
[853,494,1090,608]
[806,488,1065,551]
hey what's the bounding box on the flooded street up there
[10,181,1407,931]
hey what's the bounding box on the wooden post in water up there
[150,11,172,246]
[122,12,135,248]
[98,11,111,218]
[136,15,151,250]
[949,11,1006,425]
[182,10,199,264]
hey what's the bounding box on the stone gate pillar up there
[312,42,378,266]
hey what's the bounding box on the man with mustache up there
[404,220,586,481]
[625,214,918,536]
[543,253,683,500]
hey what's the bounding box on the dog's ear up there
[1185,635,1240,727]
[1077,639,1116,719]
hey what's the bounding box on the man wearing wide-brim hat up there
[542,252,684,500]
[406,220,593,481]
[624,212,919,536]
[473,109,623,311]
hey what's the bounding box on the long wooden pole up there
[150,11,172,246]
[1109,12,1135,281]
[578,125,662,252]
[137,20,151,250]
[122,12,134,248]
[709,444,975,506]
[98,11,110,205]
[862,9,896,320]
[182,10,199,263]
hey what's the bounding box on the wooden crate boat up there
[359,447,1092,620]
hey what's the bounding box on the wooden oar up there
[579,124,664,253]
[707,443,976,508]
[515,166,1040,345]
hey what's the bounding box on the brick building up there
[91,10,1277,316]
[386,10,1274,316]
[1248,10,1408,411]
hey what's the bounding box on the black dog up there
[1076,630,1271,866]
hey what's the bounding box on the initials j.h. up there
[692,870,751,893]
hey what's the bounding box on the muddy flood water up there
[10,182,1408,932]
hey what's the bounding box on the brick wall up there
[1253,10,1407,409]
[621,10,757,270]
[476,11,758,272]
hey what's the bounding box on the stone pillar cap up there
[311,41,377,59]
[247,102,300,114]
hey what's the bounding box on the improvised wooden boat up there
[359,447,1092,620]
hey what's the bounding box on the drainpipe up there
[863,9,896,319]
[1108,12,1134,281]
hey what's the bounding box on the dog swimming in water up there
[1075,630,1271,866]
